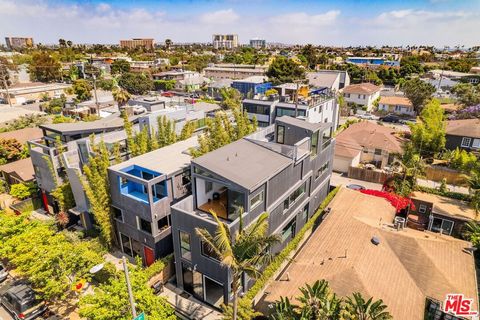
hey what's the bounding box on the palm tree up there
[196,211,280,320]
[344,292,392,320]
[165,39,173,50]
[270,280,342,320]
[112,87,131,108]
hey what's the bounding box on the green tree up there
[401,78,436,114]
[165,38,173,49]
[178,120,196,141]
[82,140,115,247]
[451,83,480,107]
[153,80,176,91]
[29,51,62,82]
[344,292,392,320]
[113,87,131,107]
[266,56,305,85]
[220,87,242,109]
[9,183,36,200]
[118,72,154,95]
[111,59,131,75]
[43,96,66,114]
[0,138,28,164]
[122,111,137,156]
[196,212,280,320]
[79,259,176,320]
[409,99,446,155]
[271,280,342,320]
[73,79,93,102]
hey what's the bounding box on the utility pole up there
[92,73,99,116]
[122,256,137,319]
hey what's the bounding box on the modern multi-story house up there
[170,116,335,308]
[212,34,239,50]
[231,76,271,97]
[342,83,381,111]
[5,37,34,50]
[306,70,350,92]
[108,136,198,265]
[119,38,155,51]
[243,87,339,128]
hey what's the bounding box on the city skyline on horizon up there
[1,0,479,47]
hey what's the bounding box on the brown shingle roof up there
[411,191,478,221]
[334,121,405,159]
[446,119,480,139]
[0,157,35,182]
[379,96,412,107]
[259,188,478,320]
[343,83,381,95]
[0,127,43,144]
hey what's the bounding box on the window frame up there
[137,216,152,235]
[201,241,220,262]
[461,137,472,147]
[276,125,285,144]
[418,204,427,214]
[250,191,264,211]
[112,206,124,222]
[179,231,191,260]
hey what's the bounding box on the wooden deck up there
[199,192,227,219]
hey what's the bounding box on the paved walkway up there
[330,172,383,190]
[161,283,222,320]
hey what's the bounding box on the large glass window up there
[322,128,332,149]
[137,217,152,234]
[201,241,220,261]
[180,231,191,260]
[204,276,224,308]
[120,233,133,257]
[112,206,123,222]
[283,182,306,212]
[276,125,285,144]
[310,131,319,157]
[227,189,245,221]
[157,215,170,233]
[281,219,296,242]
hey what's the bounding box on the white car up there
[357,113,380,120]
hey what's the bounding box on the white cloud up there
[269,10,340,27]
[0,0,478,46]
[199,9,239,25]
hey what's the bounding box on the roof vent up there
[371,236,380,246]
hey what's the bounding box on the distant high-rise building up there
[250,38,266,49]
[119,38,155,51]
[5,37,34,50]
[212,34,238,50]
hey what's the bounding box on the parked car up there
[399,118,417,125]
[21,100,36,105]
[0,263,7,282]
[1,284,47,320]
[357,113,379,120]
[346,184,366,190]
[379,114,401,123]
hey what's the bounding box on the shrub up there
[415,185,471,202]
[9,183,36,200]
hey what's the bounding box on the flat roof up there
[259,188,478,320]
[193,138,292,191]
[109,136,198,176]
[276,115,331,132]
[40,113,127,135]
[411,191,478,221]
[233,76,268,84]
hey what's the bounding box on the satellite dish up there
[89,263,105,274]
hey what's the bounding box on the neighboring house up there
[408,191,478,238]
[0,82,70,105]
[175,76,210,92]
[0,158,35,190]
[378,96,415,116]
[231,76,271,97]
[306,70,350,92]
[204,64,266,80]
[108,136,198,265]
[333,121,404,172]
[445,119,480,151]
[243,88,338,128]
[170,116,335,308]
[0,127,43,144]
[258,187,478,320]
[273,83,309,99]
[207,79,233,100]
[342,83,381,111]
[153,70,201,81]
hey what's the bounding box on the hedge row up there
[244,186,340,301]
[415,185,472,202]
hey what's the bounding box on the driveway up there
[330,171,383,191]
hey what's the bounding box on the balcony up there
[118,165,167,204]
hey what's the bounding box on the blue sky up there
[1,0,479,46]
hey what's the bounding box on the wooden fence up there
[424,165,467,186]
[348,166,391,184]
